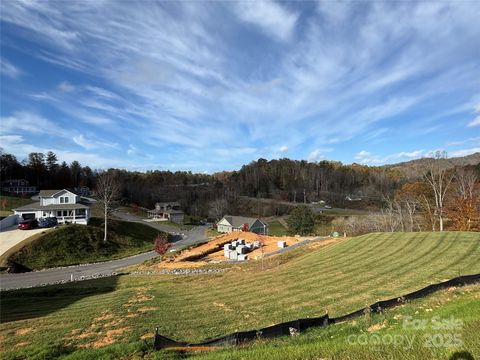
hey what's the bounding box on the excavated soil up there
[149,231,316,270]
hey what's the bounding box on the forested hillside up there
[1,150,479,230]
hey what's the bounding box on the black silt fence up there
[153,273,480,350]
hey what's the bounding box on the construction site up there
[147,231,318,270]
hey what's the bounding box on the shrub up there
[154,233,171,255]
[287,205,315,235]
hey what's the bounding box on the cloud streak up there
[1,1,479,171]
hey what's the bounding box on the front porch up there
[45,208,89,224]
[147,210,169,220]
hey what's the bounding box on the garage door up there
[22,213,36,220]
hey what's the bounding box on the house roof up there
[13,201,90,211]
[165,210,184,215]
[221,215,266,228]
[154,201,180,207]
[148,208,184,215]
[2,179,30,185]
[38,189,79,197]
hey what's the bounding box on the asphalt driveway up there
[0,226,47,257]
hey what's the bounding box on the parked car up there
[37,217,58,228]
[18,219,38,230]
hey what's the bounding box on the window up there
[57,211,62,217]
[43,212,47,217]
[59,196,69,203]
[63,210,68,216]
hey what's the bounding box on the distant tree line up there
[1,150,96,190]
[1,150,479,232]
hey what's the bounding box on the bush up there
[287,205,315,235]
[154,233,171,255]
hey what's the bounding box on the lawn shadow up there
[0,276,119,323]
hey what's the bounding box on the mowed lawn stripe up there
[1,232,479,350]
[269,232,423,300]
[240,233,443,319]
[138,233,478,338]
[192,232,415,305]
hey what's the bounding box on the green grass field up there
[1,232,479,359]
[6,218,165,270]
[192,284,480,360]
[267,220,289,236]
[0,194,33,216]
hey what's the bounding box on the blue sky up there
[1,1,479,173]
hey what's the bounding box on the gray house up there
[147,202,185,224]
[217,215,268,234]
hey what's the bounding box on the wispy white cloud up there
[73,133,118,150]
[0,111,60,135]
[127,144,151,159]
[1,1,479,171]
[355,149,425,164]
[1,57,23,78]
[449,148,480,157]
[468,116,480,127]
[447,136,480,147]
[58,81,76,92]
[279,145,289,153]
[0,134,124,168]
[232,1,299,41]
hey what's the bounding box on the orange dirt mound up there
[151,231,312,270]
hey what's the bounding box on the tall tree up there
[208,198,229,221]
[96,171,121,242]
[46,151,58,173]
[28,152,46,187]
[422,152,454,232]
[0,151,22,180]
[70,161,82,187]
[455,168,478,200]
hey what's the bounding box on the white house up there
[13,189,91,225]
[217,215,268,234]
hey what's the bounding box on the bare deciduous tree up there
[455,168,477,200]
[208,198,229,221]
[422,152,454,232]
[96,171,121,242]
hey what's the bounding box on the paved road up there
[0,212,208,290]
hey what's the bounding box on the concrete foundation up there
[277,241,287,249]
[237,254,248,261]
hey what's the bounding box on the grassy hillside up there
[0,194,33,216]
[0,232,479,359]
[193,284,480,360]
[7,218,164,270]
